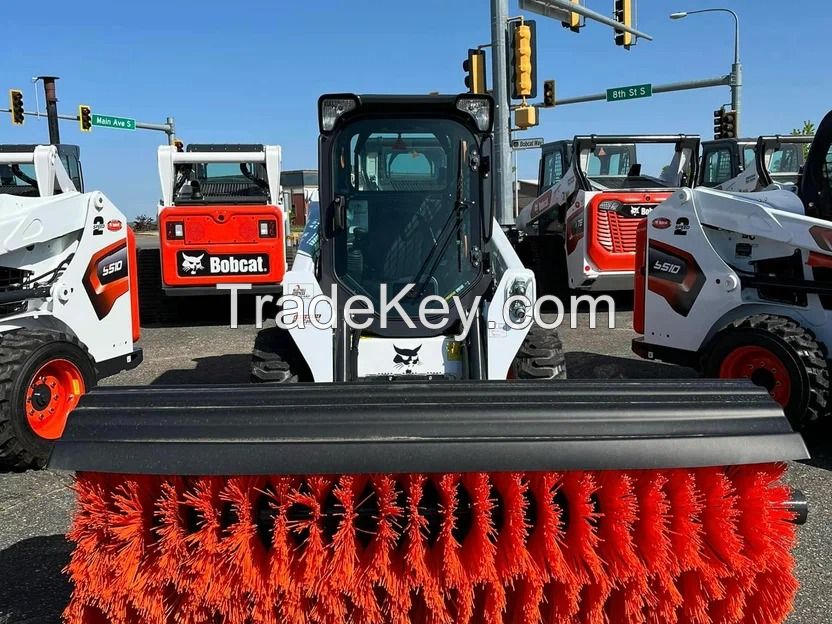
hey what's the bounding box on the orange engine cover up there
[159,205,285,287]
[586,192,672,272]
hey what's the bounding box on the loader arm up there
[516,163,580,233]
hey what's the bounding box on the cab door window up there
[703,148,735,187]
[540,150,564,192]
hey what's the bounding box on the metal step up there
[49,379,808,475]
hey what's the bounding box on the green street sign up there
[606,83,653,103]
[91,114,136,131]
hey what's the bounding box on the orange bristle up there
[63,465,799,624]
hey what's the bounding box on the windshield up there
[331,118,482,314]
[172,161,269,204]
[586,143,689,190]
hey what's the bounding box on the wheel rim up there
[719,346,792,407]
[25,359,86,439]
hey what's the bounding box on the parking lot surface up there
[1,304,829,623]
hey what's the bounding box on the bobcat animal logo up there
[393,345,421,374]
[181,253,205,275]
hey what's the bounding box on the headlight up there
[455,96,493,132]
[598,200,623,211]
[318,96,358,133]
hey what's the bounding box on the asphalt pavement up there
[0,300,829,623]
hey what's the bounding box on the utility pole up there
[37,76,61,145]
[490,0,512,225]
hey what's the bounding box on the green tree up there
[791,120,815,157]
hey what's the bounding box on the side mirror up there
[481,137,494,242]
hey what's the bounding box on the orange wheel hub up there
[25,359,86,439]
[719,345,792,407]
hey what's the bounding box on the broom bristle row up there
[64,464,797,624]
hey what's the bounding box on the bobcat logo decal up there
[181,252,205,275]
[393,345,421,374]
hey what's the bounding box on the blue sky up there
[2,0,829,218]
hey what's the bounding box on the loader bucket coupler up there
[52,379,809,624]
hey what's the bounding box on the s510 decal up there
[83,240,130,319]
[647,240,706,317]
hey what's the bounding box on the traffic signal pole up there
[38,76,61,145]
[490,0,513,225]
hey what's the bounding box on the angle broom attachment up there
[64,464,798,624]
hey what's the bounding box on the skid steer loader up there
[516,134,699,294]
[49,95,810,624]
[139,143,288,321]
[699,135,812,192]
[0,145,141,469]
[633,109,832,430]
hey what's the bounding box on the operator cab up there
[172,144,271,205]
[700,137,806,188]
[0,144,83,196]
[317,93,494,338]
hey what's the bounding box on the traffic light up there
[713,108,725,139]
[543,79,556,108]
[9,89,24,126]
[509,20,537,100]
[562,0,582,32]
[462,48,487,94]
[722,110,738,139]
[79,105,92,132]
[515,104,538,130]
[614,0,634,49]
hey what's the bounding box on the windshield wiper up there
[408,140,469,299]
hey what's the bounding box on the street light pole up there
[670,8,741,134]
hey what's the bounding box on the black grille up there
[0,266,33,316]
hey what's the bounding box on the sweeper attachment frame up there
[51,379,809,624]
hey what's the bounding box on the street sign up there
[91,114,136,131]
[606,83,652,102]
[511,137,545,150]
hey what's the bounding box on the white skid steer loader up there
[251,94,566,382]
[633,110,832,429]
[515,134,699,295]
[699,135,812,193]
[46,96,811,624]
[0,145,141,468]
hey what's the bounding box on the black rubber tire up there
[0,329,96,470]
[137,248,177,325]
[250,326,312,383]
[510,323,567,380]
[704,314,829,430]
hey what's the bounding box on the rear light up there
[259,220,277,238]
[633,219,648,335]
[166,221,185,240]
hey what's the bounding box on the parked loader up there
[0,145,141,469]
[516,135,699,294]
[50,95,809,624]
[699,135,812,192]
[633,110,832,430]
[140,143,288,321]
